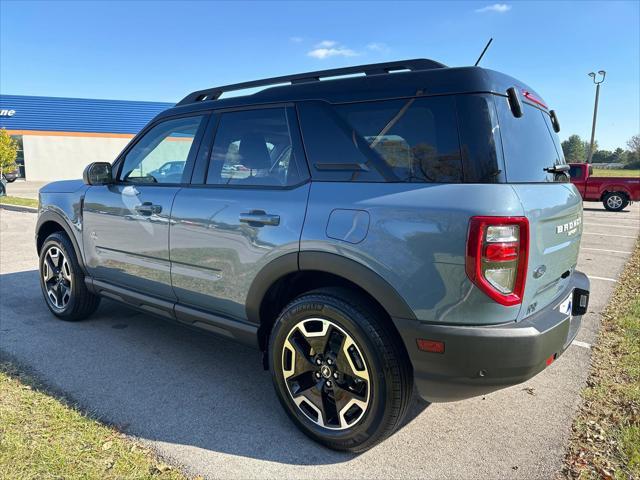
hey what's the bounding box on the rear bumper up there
[396,270,590,402]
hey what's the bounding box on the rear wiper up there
[544,164,570,173]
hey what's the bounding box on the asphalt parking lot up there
[0,203,638,479]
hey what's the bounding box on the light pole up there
[586,70,606,163]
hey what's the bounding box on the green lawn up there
[0,196,39,208]
[564,241,640,479]
[0,360,186,480]
[591,169,640,178]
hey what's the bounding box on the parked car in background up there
[36,59,590,452]
[2,169,20,182]
[569,163,640,211]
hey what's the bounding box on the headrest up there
[238,133,271,170]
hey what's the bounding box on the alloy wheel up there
[42,246,72,310]
[607,195,623,209]
[281,318,370,430]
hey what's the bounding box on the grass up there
[591,169,640,178]
[0,359,187,480]
[563,240,640,479]
[0,195,39,208]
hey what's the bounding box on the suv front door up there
[169,106,310,323]
[83,114,208,302]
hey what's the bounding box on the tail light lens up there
[466,216,529,306]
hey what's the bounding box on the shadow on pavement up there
[0,269,429,466]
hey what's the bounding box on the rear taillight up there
[466,216,529,306]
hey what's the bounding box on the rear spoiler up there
[505,86,561,132]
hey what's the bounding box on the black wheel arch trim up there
[245,250,417,326]
[36,210,87,272]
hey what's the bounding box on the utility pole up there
[586,70,606,163]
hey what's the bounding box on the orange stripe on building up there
[6,129,135,139]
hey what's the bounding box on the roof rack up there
[176,58,446,106]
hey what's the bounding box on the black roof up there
[158,59,545,120]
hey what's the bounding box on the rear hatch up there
[494,93,583,320]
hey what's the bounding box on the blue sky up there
[1,1,638,150]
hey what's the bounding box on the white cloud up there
[307,40,358,59]
[289,36,304,43]
[367,42,390,53]
[475,3,511,13]
[315,40,338,48]
[307,47,358,59]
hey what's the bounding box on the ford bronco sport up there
[36,59,590,452]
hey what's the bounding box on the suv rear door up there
[169,105,310,323]
[83,114,207,303]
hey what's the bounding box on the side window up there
[205,108,304,187]
[298,97,462,183]
[119,116,205,184]
[569,165,582,179]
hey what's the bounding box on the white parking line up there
[583,223,639,230]
[582,232,638,239]
[572,340,592,349]
[581,247,633,254]
[588,275,617,282]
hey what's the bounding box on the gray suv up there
[36,59,590,452]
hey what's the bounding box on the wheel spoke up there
[337,336,369,383]
[323,325,345,358]
[61,259,72,281]
[44,256,56,281]
[292,379,328,426]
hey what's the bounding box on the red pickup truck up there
[569,163,640,211]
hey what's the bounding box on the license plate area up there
[558,291,573,318]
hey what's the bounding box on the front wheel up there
[269,288,413,452]
[39,232,100,321]
[603,192,629,212]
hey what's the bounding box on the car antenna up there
[474,38,493,66]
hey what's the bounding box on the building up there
[0,95,173,182]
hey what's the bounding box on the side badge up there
[533,265,546,279]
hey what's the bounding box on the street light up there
[586,70,606,163]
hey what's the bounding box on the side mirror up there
[83,162,113,185]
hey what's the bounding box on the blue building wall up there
[0,95,174,135]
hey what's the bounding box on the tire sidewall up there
[269,294,393,448]
[39,234,80,318]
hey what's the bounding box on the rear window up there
[298,97,462,183]
[495,96,566,183]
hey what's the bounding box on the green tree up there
[591,150,612,164]
[626,134,640,165]
[611,147,628,164]
[561,134,586,163]
[0,128,18,179]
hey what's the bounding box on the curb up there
[0,203,38,214]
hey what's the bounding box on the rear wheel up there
[269,287,412,452]
[603,192,628,212]
[39,232,100,321]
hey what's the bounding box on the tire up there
[39,232,100,321]
[269,287,413,452]
[5,177,16,183]
[603,192,629,212]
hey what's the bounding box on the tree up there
[627,134,640,156]
[0,128,18,179]
[591,150,612,164]
[626,134,640,165]
[561,134,586,163]
[611,147,628,164]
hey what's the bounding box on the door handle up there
[135,202,162,216]
[239,210,280,227]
